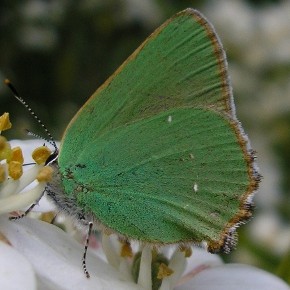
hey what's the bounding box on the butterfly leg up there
[9,188,45,220]
[82,221,93,278]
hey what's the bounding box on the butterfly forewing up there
[60,9,232,159]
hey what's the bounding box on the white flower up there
[1,215,289,290]
[0,217,141,290]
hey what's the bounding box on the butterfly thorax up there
[46,160,93,227]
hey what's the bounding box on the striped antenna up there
[4,79,58,153]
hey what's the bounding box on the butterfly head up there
[45,147,59,166]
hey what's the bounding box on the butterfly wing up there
[60,9,233,158]
[58,9,259,252]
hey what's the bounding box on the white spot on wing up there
[193,183,198,193]
[210,212,219,218]
[167,115,172,123]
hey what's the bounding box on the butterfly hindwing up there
[60,107,254,251]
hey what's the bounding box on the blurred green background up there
[1,0,289,284]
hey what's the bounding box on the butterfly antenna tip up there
[4,78,58,153]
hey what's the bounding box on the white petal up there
[175,248,223,287]
[175,263,290,290]
[0,241,37,290]
[185,247,223,271]
[0,183,46,214]
[164,249,187,288]
[0,217,142,290]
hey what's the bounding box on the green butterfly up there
[47,8,260,263]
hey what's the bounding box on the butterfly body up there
[47,8,260,253]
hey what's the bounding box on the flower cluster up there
[0,113,53,216]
